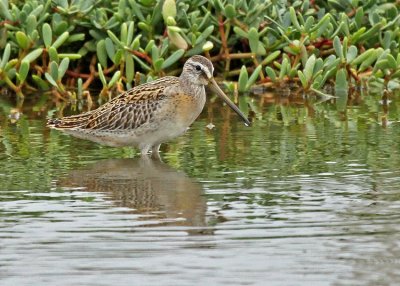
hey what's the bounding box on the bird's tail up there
[47,113,92,129]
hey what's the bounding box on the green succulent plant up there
[0,0,399,101]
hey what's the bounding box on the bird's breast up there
[156,84,206,131]
[172,92,206,127]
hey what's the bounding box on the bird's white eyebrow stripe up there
[191,62,212,79]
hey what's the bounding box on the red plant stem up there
[218,15,231,73]
[66,70,91,79]
[83,56,97,90]
[348,66,360,82]
[218,15,229,58]
[313,39,333,48]
[66,64,116,79]
[252,57,265,80]
[130,50,153,65]
[0,20,18,26]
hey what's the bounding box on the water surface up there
[1,92,400,285]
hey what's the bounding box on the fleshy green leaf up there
[168,30,188,50]
[18,60,30,83]
[352,48,376,65]
[0,43,11,69]
[333,36,343,60]
[224,4,236,19]
[125,53,134,83]
[233,27,248,38]
[126,21,135,46]
[105,38,116,61]
[51,32,69,49]
[58,54,82,60]
[238,65,249,92]
[386,54,397,70]
[107,30,123,48]
[262,51,281,65]
[131,35,141,50]
[358,49,379,71]
[97,63,107,87]
[265,66,277,82]
[335,68,348,111]
[132,54,151,71]
[42,23,52,48]
[335,68,348,91]
[289,7,301,30]
[113,50,123,65]
[162,0,176,23]
[45,72,58,87]
[304,54,316,81]
[77,78,83,97]
[49,61,59,82]
[373,59,390,72]
[202,41,214,52]
[48,46,59,63]
[96,39,108,68]
[151,45,159,61]
[153,58,164,72]
[245,65,262,90]
[0,0,12,20]
[145,40,155,53]
[279,57,289,79]
[67,33,85,43]
[32,75,50,90]
[310,14,331,33]
[108,71,121,88]
[161,49,184,69]
[16,31,29,49]
[346,45,358,63]
[195,26,214,45]
[298,70,308,88]
[120,22,128,44]
[58,57,70,80]
[22,48,43,63]
[26,15,37,36]
[248,27,259,54]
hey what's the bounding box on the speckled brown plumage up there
[48,77,177,130]
[48,56,250,157]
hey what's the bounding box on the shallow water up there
[1,92,400,285]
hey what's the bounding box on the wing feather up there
[48,76,180,131]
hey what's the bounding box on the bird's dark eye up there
[195,65,201,71]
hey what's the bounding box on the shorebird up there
[48,55,250,156]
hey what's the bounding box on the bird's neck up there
[179,74,205,98]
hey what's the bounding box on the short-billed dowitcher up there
[48,55,250,156]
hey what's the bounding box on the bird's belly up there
[142,113,199,143]
[72,112,197,148]
[141,121,187,145]
[146,94,205,137]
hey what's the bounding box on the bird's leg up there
[151,144,161,160]
[140,145,151,157]
[151,144,160,154]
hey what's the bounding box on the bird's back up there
[47,76,181,131]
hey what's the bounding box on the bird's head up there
[182,55,214,85]
[181,55,250,126]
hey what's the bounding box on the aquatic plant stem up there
[83,56,97,90]
[3,74,23,98]
[218,15,230,74]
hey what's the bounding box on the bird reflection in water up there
[61,157,212,235]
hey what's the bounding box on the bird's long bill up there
[209,78,251,126]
